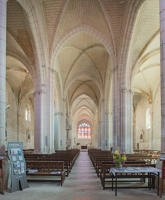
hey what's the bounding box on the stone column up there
[101,120,105,149]
[59,99,66,150]
[160,0,165,155]
[121,87,133,153]
[0,0,7,152]
[97,121,101,148]
[100,99,105,150]
[113,61,133,153]
[34,70,55,153]
[66,114,72,149]
[93,113,98,148]
[112,68,121,152]
[133,105,136,150]
[54,111,66,150]
[54,112,60,150]
[46,69,55,153]
[105,112,110,150]
[34,84,46,153]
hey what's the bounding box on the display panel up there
[8,142,28,192]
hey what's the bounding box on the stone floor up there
[0,152,164,200]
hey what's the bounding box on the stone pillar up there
[112,68,121,152]
[66,114,72,149]
[97,121,101,148]
[113,62,133,153]
[133,105,136,150]
[59,99,66,150]
[34,70,55,153]
[54,111,66,150]
[101,121,105,150]
[0,0,7,152]
[54,112,61,150]
[60,115,66,150]
[121,87,133,153]
[93,113,98,148]
[34,84,45,153]
[46,69,55,153]
[160,0,165,155]
[105,112,110,150]
[101,99,105,150]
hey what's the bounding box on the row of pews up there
[88,149,159,190]
[25,149,80,186]
[134,149,160,156]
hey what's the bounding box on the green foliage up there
[113,150,127,167]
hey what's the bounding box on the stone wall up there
[18,97,34,149]
[152,88,161,150]
[6,81,34,149]
[134,93,161,150]
[6,81,17,142]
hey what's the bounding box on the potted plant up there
[113,150,127,168]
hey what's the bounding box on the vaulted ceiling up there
[131,0,160,105]
[6,0,160,127]
[56,30,109,124]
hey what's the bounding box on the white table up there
[109,167,160,196]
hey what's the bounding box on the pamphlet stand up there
[8,142,28,192]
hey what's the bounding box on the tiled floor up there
[0,152,164,200]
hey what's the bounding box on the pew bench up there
[26,161,65,186]
[25,155,71,176]
[25,149,80,177]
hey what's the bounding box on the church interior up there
[0,0,165,199]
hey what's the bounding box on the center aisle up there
[57,152,161,200]
[64,151,102,195]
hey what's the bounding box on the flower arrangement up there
[113,150,127,168]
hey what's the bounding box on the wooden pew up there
[26,161,65,186]
[25,149,80,176]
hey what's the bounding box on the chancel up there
[0,0,165,199]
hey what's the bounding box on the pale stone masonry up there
[160,0,165,154]
[0,0,161,154]
[0,0,7,152]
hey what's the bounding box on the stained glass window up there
[77,122,91,139]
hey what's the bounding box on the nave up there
[0,0,165,198]
[0,152,162,200]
